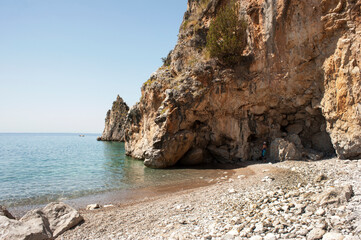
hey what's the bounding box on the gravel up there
[59,158,361,240]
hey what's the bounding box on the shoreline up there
[7,162,257,218]
[60,158,361,240]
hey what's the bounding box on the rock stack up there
[98,95,129,142]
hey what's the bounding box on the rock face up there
[99,95,129,142]
[0,202,83,240]
[125,0,361,168]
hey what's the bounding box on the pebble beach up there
[60,158,361,240]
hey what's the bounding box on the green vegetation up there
[161,50,172,67]
[206,2,247,66]
[144,78,155,86]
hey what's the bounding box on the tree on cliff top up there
[206,2,247,66]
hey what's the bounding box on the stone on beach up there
[322,232,345,240]
[86,203,100,210]
[314,185,354,205]
[1,212,52,240]
[307,228,326,240]
[0,202,83,240]
[41,202,83,238]
[59,158,361,239]
[0,205,15,220]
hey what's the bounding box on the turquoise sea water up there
[0,133,224,209]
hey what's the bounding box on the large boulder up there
[270,138,302,161]
[0,202,83,240]
[38,202,83,238]
[0,213,52,240]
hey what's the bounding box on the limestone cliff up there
[125,0,361,168]
[99,95,129,142]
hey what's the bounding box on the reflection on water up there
[101,141,149,188]
[99,141,227,190]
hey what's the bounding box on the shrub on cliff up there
[206,2,247,66]
[161,50,172,67]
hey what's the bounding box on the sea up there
[0,133,228,214]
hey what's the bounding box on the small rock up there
[307,228,326,240]
[306,205,317,213]
[228,188,237,194]
[297,228,309,236]
[343,236,359,240]
[315,208,326,216]
[250,236,263,240]
[322,232,344,240]
[354,220,361,234]
[222,229,239,239]
[315,221,328,230]
[230,217,241,225]
[315,174,328,182]
[103,204,114,208]
[254,222,264,233]
[86,203,100,210]
[262,176,274,183]
[264,233,277,240]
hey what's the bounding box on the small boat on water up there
[79,135,85,137]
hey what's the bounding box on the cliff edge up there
[125,0,360,168]
[99,95,129,142]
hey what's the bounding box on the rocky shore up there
[59,158,361,240]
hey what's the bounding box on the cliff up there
[99,95,129,142]
[125,0,361,168]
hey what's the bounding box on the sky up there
[0,0,187,133]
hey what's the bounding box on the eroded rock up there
[123,0,360,168]
[99,95,129,142]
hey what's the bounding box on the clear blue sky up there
[0,0,187,133]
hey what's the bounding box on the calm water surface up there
[0,133,223,208]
